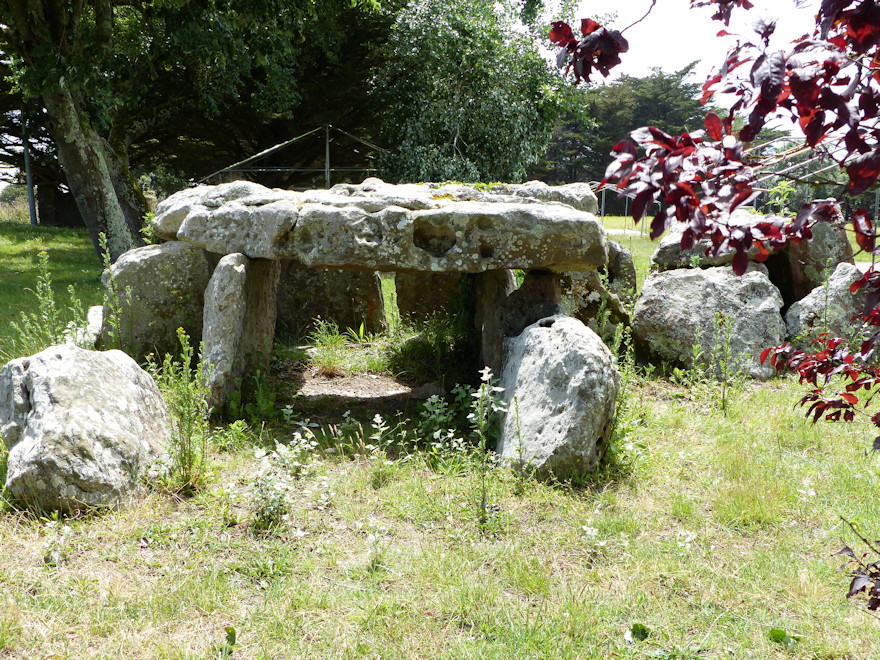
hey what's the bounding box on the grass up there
[1,218,880,657]
[0,211,103,356]
[0,379,877,657]
[599,215,657,291]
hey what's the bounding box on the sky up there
[574,0,819,84]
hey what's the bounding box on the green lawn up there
[0,217,103,359]
[0,214,878,657]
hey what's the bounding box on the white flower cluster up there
[250,431,320,532]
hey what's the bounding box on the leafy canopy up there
[373,0,565,183]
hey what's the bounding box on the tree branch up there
[621,0,657,34]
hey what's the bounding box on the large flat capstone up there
[153,180,607,273]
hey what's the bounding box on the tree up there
[529,65,708,191]
[1,1,377,260]
[552,0,880,611]
[372,0,566,183]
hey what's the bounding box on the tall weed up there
[2,250,88,362]
[146,328,212,494]
[98,232,132,353]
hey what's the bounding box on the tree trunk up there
[42,84,145,262]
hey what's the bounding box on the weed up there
[210,626,237,658]
[386,314,479,383]
[99,232,133,353]
[345,321,373,344]
[708,311,746,415]
[2,250,88,361]
[41,520,73,568]
[146,327,212,494]
[250,431,319,534]
[139,212,159,245]
[469,367,507,531]
[510,396,536,494]
[212,419,251,452]
[309,318,349,376]
[227,357,277,423]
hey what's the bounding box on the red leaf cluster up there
[549,19,629,84]
[695,1,880,194]
[601,124,818,275]
[690,0,755,25]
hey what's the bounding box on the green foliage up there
[765,179,796,216]
[373,0,564,182]
[0,185,26,206]
[469,367,507,530]
[386,312,479,384]
[98,232,132,354]
[1,250,88,362]
[146,328,212,495]
[135,166,188,201]
[138,213,159,245]
[530,64,709,191]
[250,432,318,534]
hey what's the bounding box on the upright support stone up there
[202,254,280,411]
[497,315,620,481]
[100,241,213,360]
[474,270,517,374]
[499,270,564,338]
[276,259,385,338]
[395,271,469,322]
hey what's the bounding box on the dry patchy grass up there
[0,377,878,658]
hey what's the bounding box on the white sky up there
[577,0,819,84]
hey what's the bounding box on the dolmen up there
[95,178,620,481]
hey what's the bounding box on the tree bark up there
[42,83,145,261]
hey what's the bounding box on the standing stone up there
[276,260,386,338]
[497,316,620,481]
[782,220,855,302]
[785,262,869,349]
[500,270,564,339]
[564,241,636,338]
[649,212,854,310]
[632,264,785,379]
[566,270,631,339]
[202,254,280,410]
[606,240,638,298]
[395,271,470,323]
[0,345,171,512]
[474,270,518,375]
[100,241,213,360]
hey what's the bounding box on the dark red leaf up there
[704,112,724,140]
[650,210,669,240]
[691,0,755,25]
[819,0,854,39]
[847,148,880,195]
[732,247,749,275]
[580,18,602,35]
[844,0,880,53]
[853,208,875,253]
[836,546,858,559]
[849,575,873,598]
[632,188,655,222]
[549,21,575,45]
